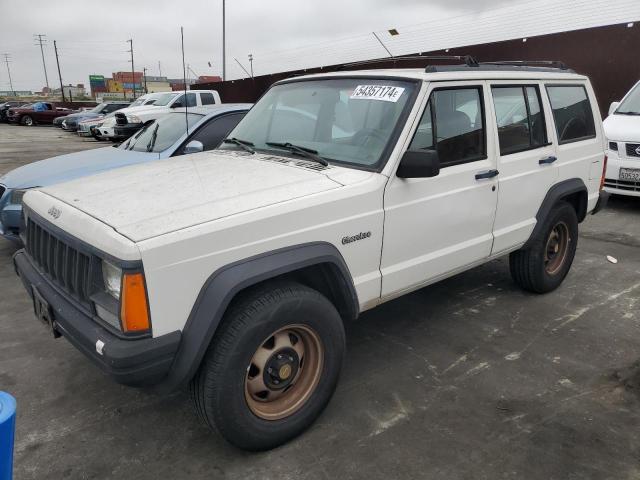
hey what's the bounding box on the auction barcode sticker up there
[350,85,406,103]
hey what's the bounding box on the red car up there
[7,102,75,126]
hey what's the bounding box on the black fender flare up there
[157,242,359,392]
[523,178,587,249]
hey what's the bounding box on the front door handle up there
[539,156,558,165]
[475,169,499,180]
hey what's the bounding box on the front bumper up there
[14,250,182,387]
[604,150,640,197]
[0,194,21,243]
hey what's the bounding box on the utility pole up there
[53,41,66,102]
[34,34,50,89]
[127,39,136,100]
[248,54,254,78]
[158,61,162,77]
[2,54,15,97]
[143,67,148,93]
[222,0,226,81]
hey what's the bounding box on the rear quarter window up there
[546,85,596,144]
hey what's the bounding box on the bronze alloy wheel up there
[245,325,324,421]
[544,221,570,275]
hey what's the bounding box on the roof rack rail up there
[338,54,479,70]
[480,60,571,70]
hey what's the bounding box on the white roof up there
[229,0,640,80]
[286,67,587,84]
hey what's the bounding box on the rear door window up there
[546,85,596,144]
[491,85,548,155]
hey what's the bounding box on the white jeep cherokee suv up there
[14,59,608,451]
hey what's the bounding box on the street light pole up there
[127,39,136,100]
[248,54,253,78]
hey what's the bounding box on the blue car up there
[0,104,251,242]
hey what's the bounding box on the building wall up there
[192,22,640,117]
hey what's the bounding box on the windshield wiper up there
[223,137,255,154]
[616,111,640,116]
[146,124,159,152]
[265,142,329,167]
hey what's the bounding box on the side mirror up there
[609,102,620,116]
[183,140,204,155]
[170,102,183,109]
[396,150,440,179]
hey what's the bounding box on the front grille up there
[626,143,640,158]
[0,185,5,200]
[604,178,640,192]
[609,141,618,151]
[25,217,93,305]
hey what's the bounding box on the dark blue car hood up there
[0,147,160,189]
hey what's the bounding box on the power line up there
[2,54,15,96]
[33,34,50,89]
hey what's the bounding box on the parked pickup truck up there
[7,102,75,126]
[14,60,608,451]
[104,90,222,140]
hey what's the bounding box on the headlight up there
[102,260,122,299]
[126,115,141,123]
[10,189,29,205]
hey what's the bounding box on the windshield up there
[121,113,203,152]
[152,93,179,107]
[220,78,416,169]
[91,104,106,113]
[129,97,147,107]
[617,82,640,115]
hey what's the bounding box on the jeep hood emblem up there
[48,206,61,219]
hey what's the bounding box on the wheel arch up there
[524,178,588,249]
[158,242,359,392]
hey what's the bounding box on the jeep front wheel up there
[509,201,578,293]
[189,281,346,451]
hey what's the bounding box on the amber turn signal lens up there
[120,272,150,333]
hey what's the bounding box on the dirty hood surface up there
[40,151,347,242]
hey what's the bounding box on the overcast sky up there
[1,0,515,91]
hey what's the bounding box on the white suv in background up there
[604,80,640,196]
[14,60,608,451]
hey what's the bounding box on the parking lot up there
[1,123,640,479]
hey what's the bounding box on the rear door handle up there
[475,169,499,180]
[539,156,557,165]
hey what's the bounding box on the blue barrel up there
[0,392,16,480]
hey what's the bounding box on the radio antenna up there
[181,26,189,136]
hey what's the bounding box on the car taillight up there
[600,155,608,191]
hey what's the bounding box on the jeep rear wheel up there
[509,201,578,293]
[21,115,34,126]
[189,281,345,451]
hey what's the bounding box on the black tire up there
[510,201,579,293]
[189,281,346,451]
[21,115,34,126]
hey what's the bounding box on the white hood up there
[38,151,365,242]
[603,114,640,142]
